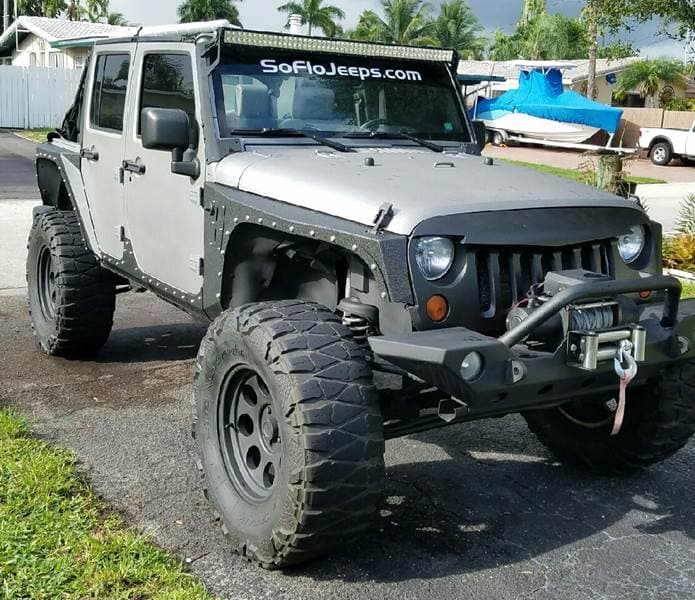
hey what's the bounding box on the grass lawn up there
[682,281,695,298]
[0,409,211,599]
[500,158,665,186]
[15,128,54,143]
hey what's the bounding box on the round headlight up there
[618,225,646,264]
[414,237,455,280]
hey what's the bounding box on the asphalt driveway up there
[2,130,695,599]
[0,131,39,199]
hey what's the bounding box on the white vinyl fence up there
[0,66,82,129]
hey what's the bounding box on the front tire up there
[26,209,115,356]
[650,141,673,166]
[193,300,384,568]
[523,360,695,475]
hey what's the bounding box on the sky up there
[109,0,686,59]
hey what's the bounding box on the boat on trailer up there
[471,61,625,151]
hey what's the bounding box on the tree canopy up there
[347,0,483,56]
[177,0,242,27]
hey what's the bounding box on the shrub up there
[677,194,695,235]
[663,233,695,271]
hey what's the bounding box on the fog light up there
[426,294,449,322]
[461,352,484,381]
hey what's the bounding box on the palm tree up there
[350,0,437,46]
[347,10,383,42]
[106,11,128,25]
[433,0,484,58]
[277,0,345,37]
[615,59,688,107]
[65,0,81,20]
[177,0,242,27]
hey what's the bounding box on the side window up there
[90,53,130,132]
[139,54,196,133]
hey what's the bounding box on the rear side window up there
[90,53,130,132]
[139,54,196,132]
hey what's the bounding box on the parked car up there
[639,121,695,166]
[28,22,695,568]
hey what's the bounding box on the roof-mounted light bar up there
[223,29,456,63]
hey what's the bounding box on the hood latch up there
[371,202,394,233]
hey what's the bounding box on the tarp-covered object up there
[475,68,624,134]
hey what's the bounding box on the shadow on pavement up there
[96,322,208,364]
[294,420,694,584]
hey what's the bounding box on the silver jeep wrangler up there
[29,22,695,568]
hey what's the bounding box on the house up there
[0,16,135,69]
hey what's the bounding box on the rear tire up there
[26,209,115,356]
[650,141,673,166]
[491,130,505,146]
[523,360,695,475]
[193,300,384,568]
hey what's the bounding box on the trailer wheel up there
[523,359,695,475]
[650,141,673,166]
[491,130,505,146]
[193,300,384,568]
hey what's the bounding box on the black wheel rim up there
[218,367,282,503]
[37,246,57,320]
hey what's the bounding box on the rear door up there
[81,44,133,259]
[122,44,205,295]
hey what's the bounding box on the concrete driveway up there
[2,131,695,600]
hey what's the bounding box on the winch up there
[505,270,641,351]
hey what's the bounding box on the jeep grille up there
[474,241,613,319]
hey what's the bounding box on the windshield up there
[211,46,470,143]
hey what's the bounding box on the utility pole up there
[3,0,9,33]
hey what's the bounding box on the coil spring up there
[342,313,372,343]
[569,306,615,331]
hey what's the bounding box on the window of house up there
[139,53,196,134]
[90,53,131,132]
[74,55,85,69]
[49,53,64,69]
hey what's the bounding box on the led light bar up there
[223,29,456,63]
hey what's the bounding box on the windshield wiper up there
[229,127,353,153]
[343,130,444,153]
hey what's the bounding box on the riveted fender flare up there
[35,142,100,254]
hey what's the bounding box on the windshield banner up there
[260,59,423,82]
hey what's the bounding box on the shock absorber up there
[337,298,379,345]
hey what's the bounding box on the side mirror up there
[141,107,190,151]
[472,120,487,150]
[141,107,200,179]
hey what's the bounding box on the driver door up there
[123,44,205,295]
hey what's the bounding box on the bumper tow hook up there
[612,340,638,436]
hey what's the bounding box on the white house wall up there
[9,33,88,69]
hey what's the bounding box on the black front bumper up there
[369,276,695,419]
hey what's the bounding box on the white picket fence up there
[0,66,82,129]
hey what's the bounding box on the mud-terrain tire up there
[650,141,673,166]
[26,209,115,356]
[523,360,695,475]
[193,300,384,568]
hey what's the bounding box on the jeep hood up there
[212,146,642,236]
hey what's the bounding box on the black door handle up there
[122,158,146,175]
[80,146,99,161]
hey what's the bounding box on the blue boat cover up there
[474,68,624,134]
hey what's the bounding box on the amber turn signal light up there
[426,294,449,322]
